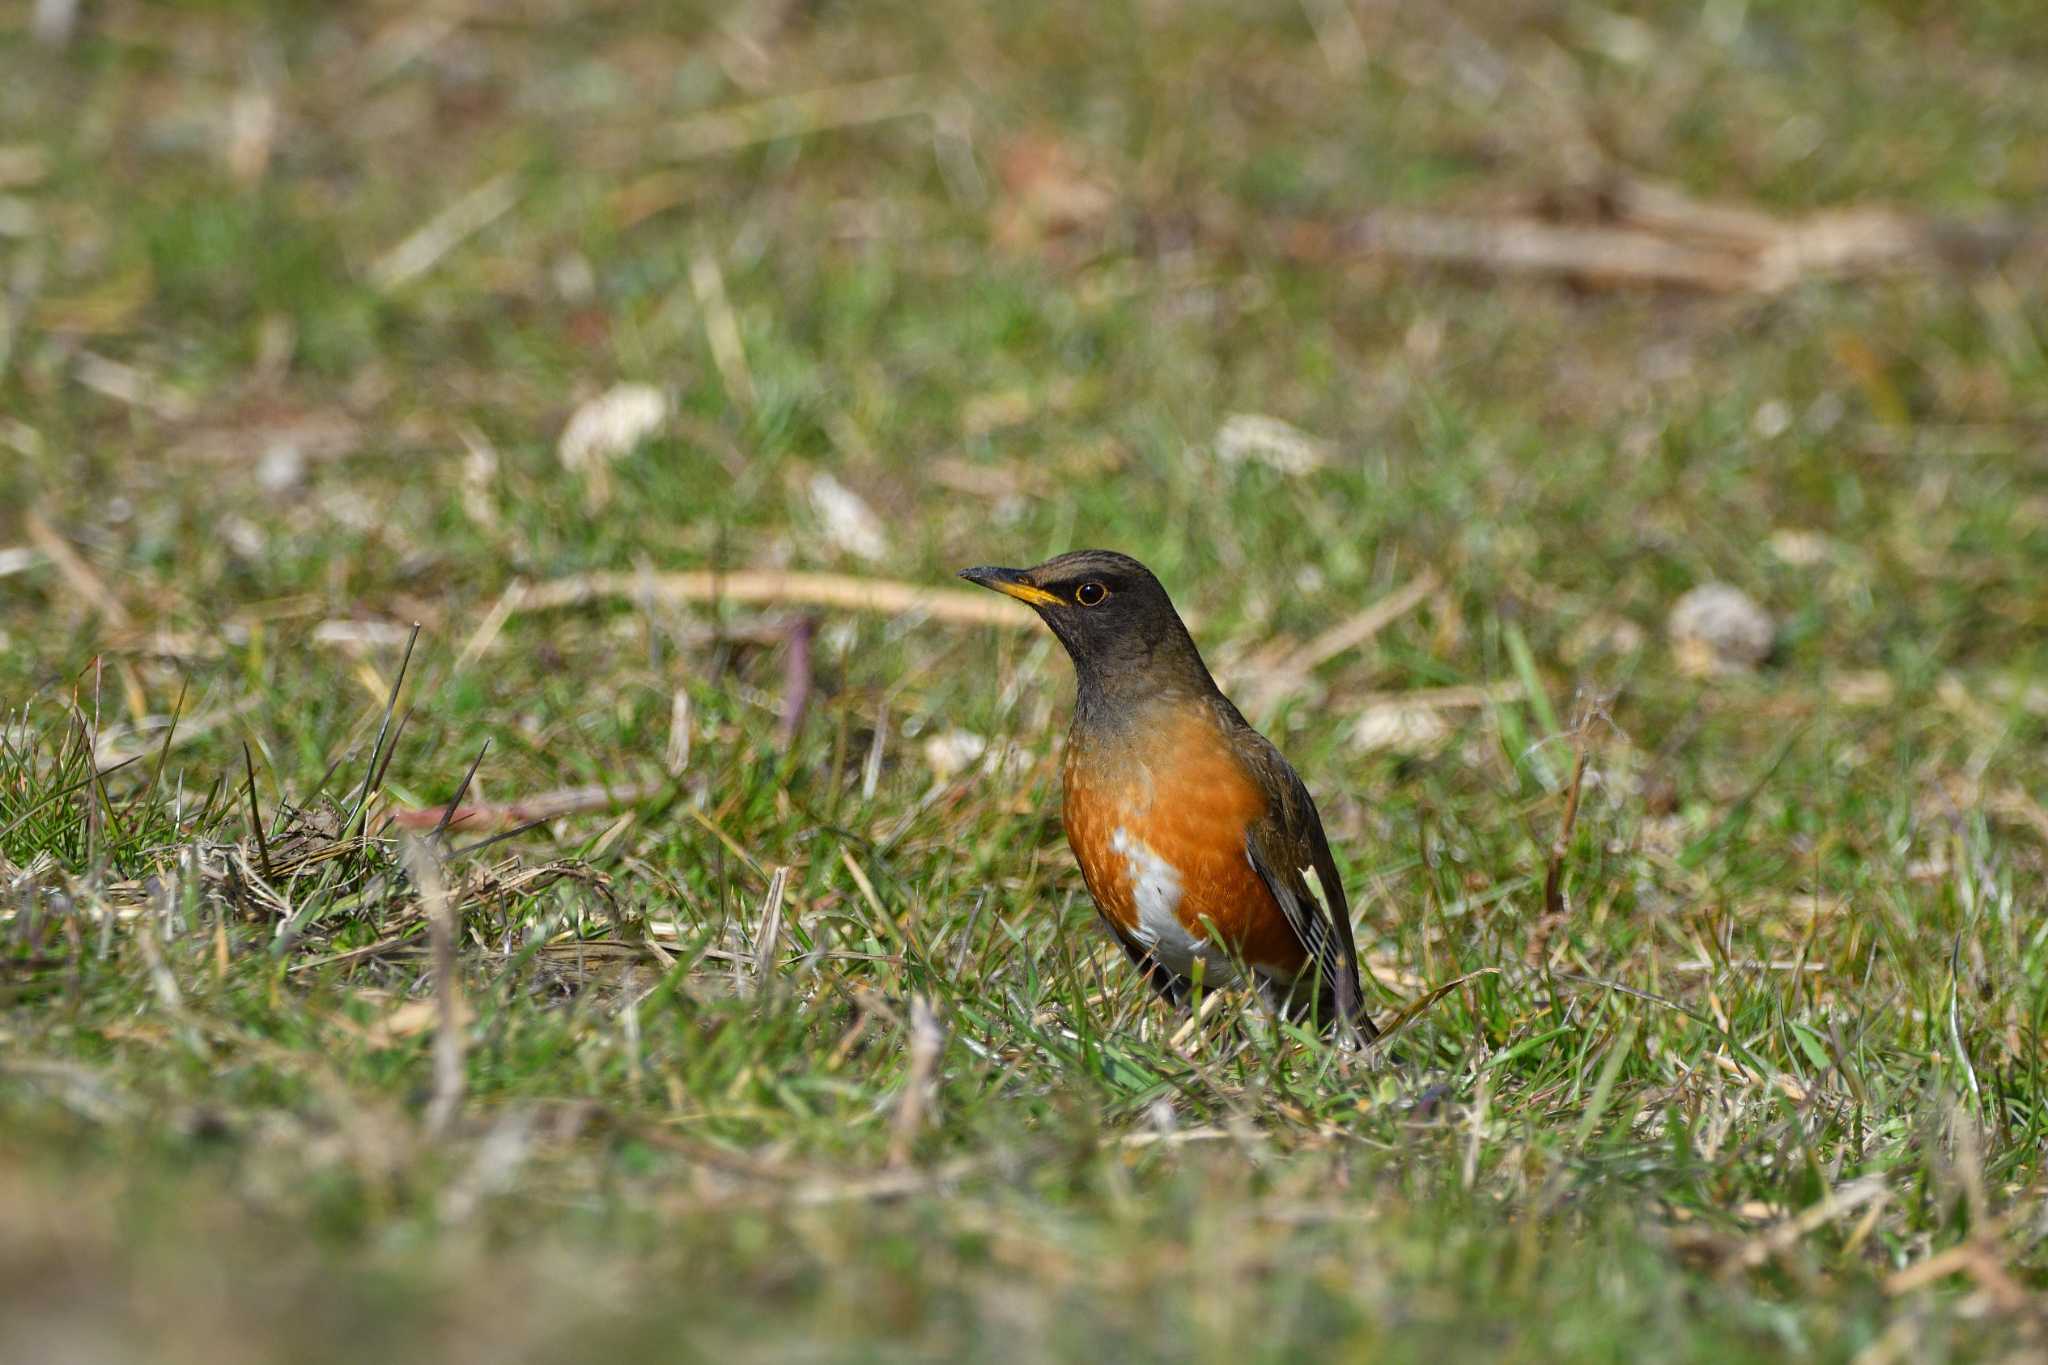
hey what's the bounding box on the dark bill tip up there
[957,566,1061,608]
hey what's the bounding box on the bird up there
[959,550,1377,1041]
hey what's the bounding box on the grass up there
[3,0,2047,1359]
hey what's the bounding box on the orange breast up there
[1061,705,1305,977]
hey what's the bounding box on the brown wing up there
[1232,727,1375,1038]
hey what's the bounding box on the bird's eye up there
[1074,582,1108,607]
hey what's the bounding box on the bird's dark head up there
[958,550,1216,710]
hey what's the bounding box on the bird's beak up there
[957,565,1061,609]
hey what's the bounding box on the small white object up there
[809,471,889,561]
[222,516,267,559]
[1668,583,1774,676]
[1767,528,1830,567]
[922,729,988,780]
[0,547,43,577]
[558,383,667,472]
[33,0,78,47]
[1352,702,1451,755]
[1214,413,1330,476]
[257,440,307,494]
[312,619,416,650]
[557,383,668,508]
[551,252,597,303]
[1751,399,1792,439]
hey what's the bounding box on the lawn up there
[3,1,2046,1359]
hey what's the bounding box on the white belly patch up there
[1111,826,1239,985]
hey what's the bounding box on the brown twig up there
[505,568,1034,628]
[429,741,491,843]
[778,617,815,751]
[1345,211,1765,291]
[1316,182,2043,294]
[1531,704,1593,968]
[387,778,667,832]
[404,839,465,1139]
[1543,742,1590,921]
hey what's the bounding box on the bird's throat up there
[1070,641,1219,738]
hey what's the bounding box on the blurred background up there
[3,0,2041,659]
[3,1,2046,1359]
[5,0,2043,868]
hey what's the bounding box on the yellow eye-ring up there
[1074,582,1108,606]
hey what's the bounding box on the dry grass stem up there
[25,511,130,629]
[370,174,519,292]
[752,865,790,993]
[1168,988,1232,1050]
[451,580,524,677]
[689,247,756,410]
[664,76,929,160]
[1335,185,2041,293]
[404,838,465,1139]
[1720,1175,1890,1274]
[665,688,692,776]
[387,779,666,832]
[506,569,1033,628]
[1283,568,1442,675]
[888,994,944,1167]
